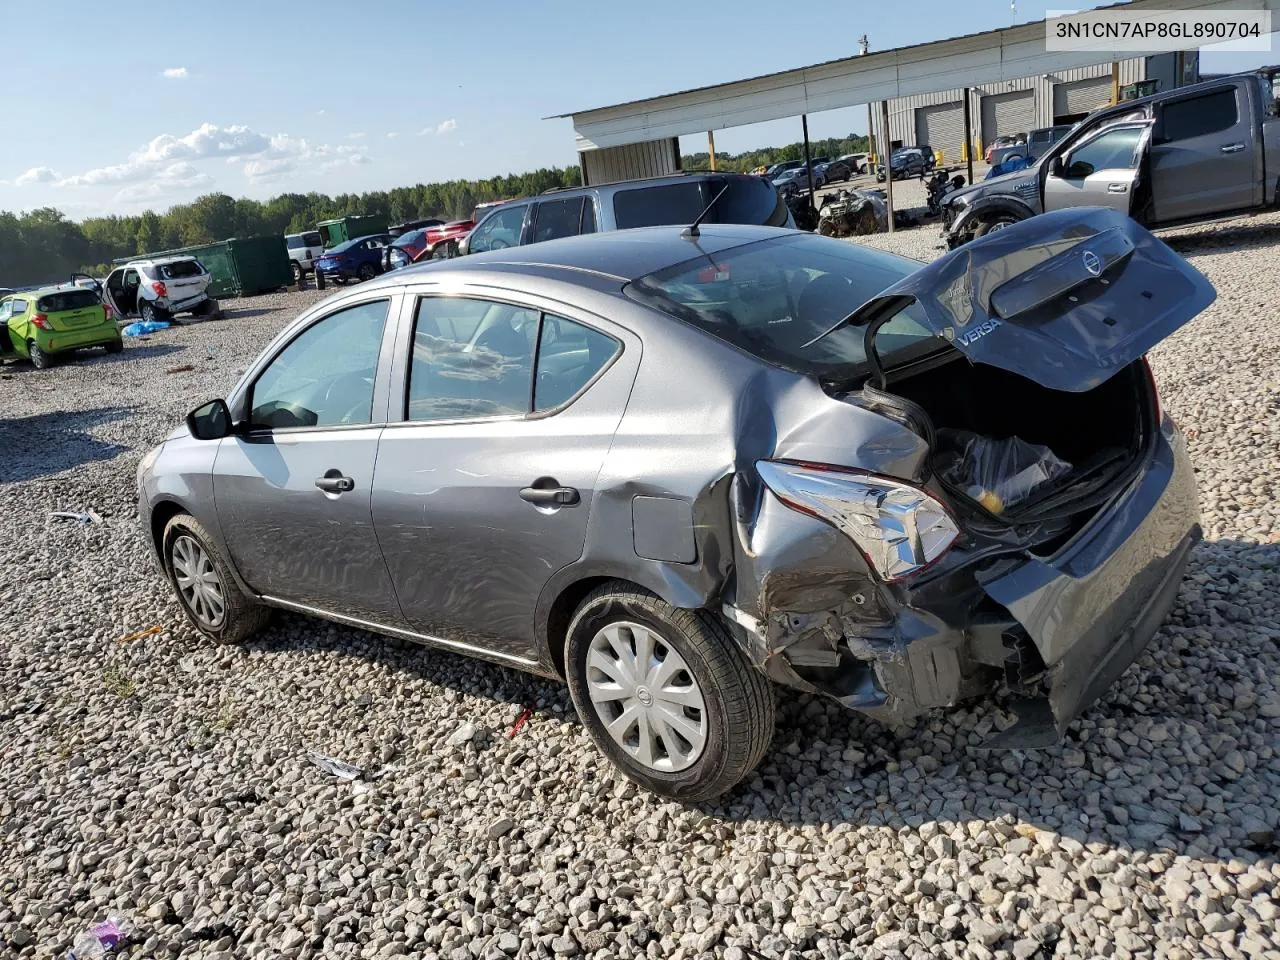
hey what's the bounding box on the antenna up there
[858,34,870,55]
[1010,0,1016,22]
[682,183,730,239]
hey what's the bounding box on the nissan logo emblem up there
[1082,250,1102,277]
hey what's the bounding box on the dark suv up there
[460,172,794,255]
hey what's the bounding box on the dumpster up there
[114,236,292,298]
[317,215,388,248]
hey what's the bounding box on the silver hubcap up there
[585,621,707,772]
[171,535,225,628]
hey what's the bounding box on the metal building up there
[873,53,1199,164]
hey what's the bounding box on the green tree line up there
[681,133,871,173]
[0,166,583,287]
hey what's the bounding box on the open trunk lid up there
[846,207,1216,392]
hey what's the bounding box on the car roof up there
[22,284,95,298]
[125,256,199,266]
[387,224,796,286]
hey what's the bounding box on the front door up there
[371,293,633,661]
[1043,121,1151,216]
[213,296,405,624]
[1150,83,1257,222]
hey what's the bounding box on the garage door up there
[981,90,1035,146]
[915,102,965,165]
[1054,78,1113,121]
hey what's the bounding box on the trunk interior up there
[883,354,1153,543]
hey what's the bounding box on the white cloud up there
[116,165,213,202]
[347,132,366,140]
[243,157,297,183]
[386,132,399,139]
[436,118,457,134]
[417,127,432,136]
[319,153,371,172]
[138,123,271,165]
[316,109,326,116]
[162,67,188,79]
[15,166,59,186]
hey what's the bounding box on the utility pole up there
[860,35,873,163]
[707,130,717,170]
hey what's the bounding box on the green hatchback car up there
[0,286,122,369]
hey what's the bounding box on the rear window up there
[612,178,789,230]
[159,260,204,279]
[37,290,100,313]
[392,229,427,248]
[625,233,934,380]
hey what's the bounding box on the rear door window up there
[1161,88,1238,141]
[530,197,585,243]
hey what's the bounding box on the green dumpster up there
[115,235,292,298]
[316,215,389,248]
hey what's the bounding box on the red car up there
[412,200,515,262]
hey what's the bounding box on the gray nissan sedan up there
[138,208,1213,801]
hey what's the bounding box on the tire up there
[565,583,775,802]
[139,300,167,324]
[162,513,270,644]
[104,338,123,354]
[975,213,1022,237]
[291,261,303,284]
[433,241,458,260]
[357,263,378,282]
[28,340,51,370]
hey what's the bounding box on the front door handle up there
[315,474,355,494]
[1221,142,1245,154]
[1107,183,1129,193]
[519,483,579,506]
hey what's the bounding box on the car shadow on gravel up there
[1162,220,1280,254]
[0,407,134,483]
[97,343,188,363]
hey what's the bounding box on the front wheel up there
[163,514,269,644]
[28,340,51,370]
[975,213,1022,237]
[565,584,775,802]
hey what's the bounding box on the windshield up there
[625,234,934,379]
[37,290,100,312]
[159,260,204,279]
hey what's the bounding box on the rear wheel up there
[291,261,303,284]
[104,338,123,354]
[565,583,775,802]
[357,263,378,282]
[163,514,269,644]
[139,300,168,324]
[28,340,51,370]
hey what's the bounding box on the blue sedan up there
[315,234,391,284]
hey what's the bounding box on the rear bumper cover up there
[43,325,121,353]
[728,418,1199,741]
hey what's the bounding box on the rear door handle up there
[315,474,355,493]
[519,484,579,506]
[1221,142,1245,154]
[1107,183,1129,193]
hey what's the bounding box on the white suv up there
[103,257,218,323]
[286,231,325,282]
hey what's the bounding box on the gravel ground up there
[1,215,1278,960]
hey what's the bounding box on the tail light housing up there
[31,313,52,330]
[103,303,113,322]
[151,281,167,298]
[1141,355,1161,423]
[756,460,959,581]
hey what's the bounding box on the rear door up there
[1043,121,1152,215]
[850,207,1215,393]
[1150,82,1257,221]
[370,291,635,661]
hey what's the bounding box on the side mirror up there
[186,399,233,440]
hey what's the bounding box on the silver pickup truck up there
[942,68,1280,248]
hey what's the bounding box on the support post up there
[963,87,974,186]
[707,130,717,171]
[880,100,895,233]
[801,113,816,217]
[1111,60,1120,104]
[867,103,875,164]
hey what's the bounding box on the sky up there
[1,0,1273,218]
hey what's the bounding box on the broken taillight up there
[151,281,167,298]
[755,460,959,581]
[31,313,51,330]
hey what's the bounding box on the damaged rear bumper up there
[726,418,1200,743]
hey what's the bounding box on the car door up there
[212,294,407,624]
[370,291,635,662]
[466,204,529,253]
[1043,121,1152,215]
[0,299,14,354]
[1149,83,1256,222]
